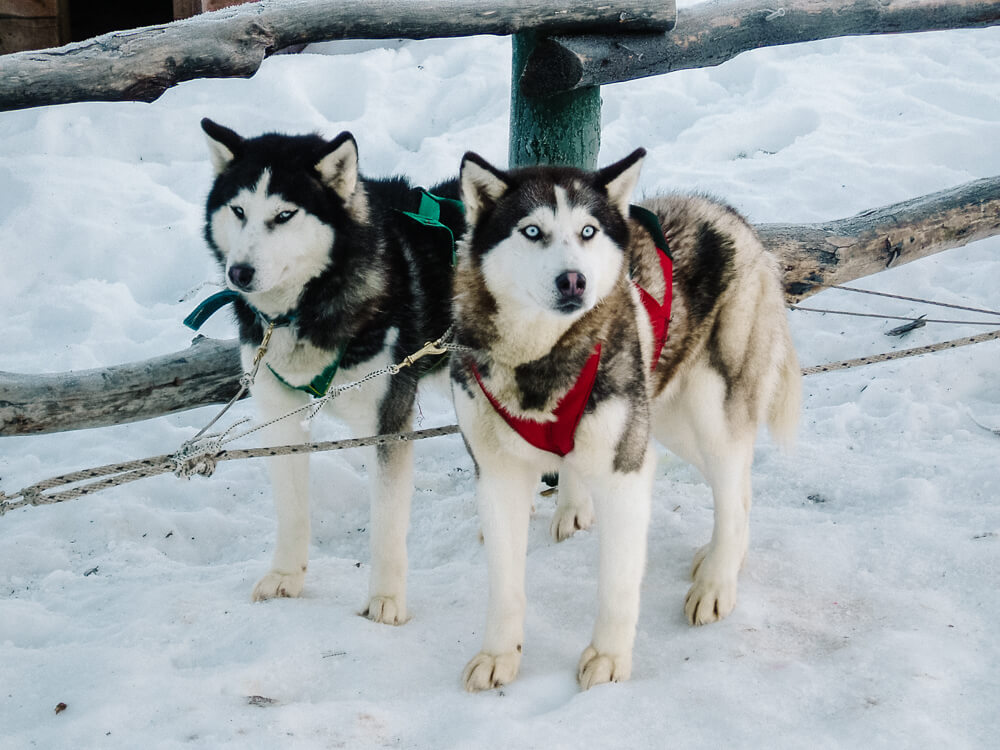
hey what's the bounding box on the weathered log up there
[1,175,997,436]
[761,175,1000,302]
[520,0,1000,96]
[0,335,243,436]
[0,0,676,112]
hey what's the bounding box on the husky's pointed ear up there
[201,118,243,174]
[597,148,646,216]
[460,152,509,225]
[315,132,359,201]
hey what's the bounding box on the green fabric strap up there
[183,289,298,331]
[399,190,465,266]
[183,290,241,331]
[266,343,347,398]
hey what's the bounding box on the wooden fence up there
[1,0,999,436]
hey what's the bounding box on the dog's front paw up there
[251,570,305,601]
[363,595,407,626]
[685,545,738,625]
[577,645,631,689]
[549,497,595,542]
[462,650,522,692]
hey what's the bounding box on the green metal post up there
[509,31,601,169]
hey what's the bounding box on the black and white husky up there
[196,119,461,624]
[450,150,801,690]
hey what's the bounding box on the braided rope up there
[800,329,1000,375]
[0,425,462,515]
[2,328,997,517]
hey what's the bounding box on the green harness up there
[184,189,462,398]
[399,189,465,266]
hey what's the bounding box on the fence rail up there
[520,0,1000,96]
[0,0,675,112]
[3,175,998,437]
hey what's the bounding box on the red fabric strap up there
[633,247,673,368]
[469,343,602,457]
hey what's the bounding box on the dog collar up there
[467,343,602,458]
[183,289,299,331]
[265,346,347,398]
[184,289,346,397]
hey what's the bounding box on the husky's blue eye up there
[231,205,245,220]
[521,225,541,240]
[274,210,298,224]
[581,225,597,240]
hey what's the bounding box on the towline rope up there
[2,327,998,516]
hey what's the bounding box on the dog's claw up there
[550,500,595,542]
[577,645,631,690]
[363,595,406,625]
[685,545,739,625]
[462,651,521,692]
[251,570,305,602]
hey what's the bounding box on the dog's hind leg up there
[654,368,754,626]
[462,459,537,691]
[550,466,595,542]
[684,439,753,626]
[250,368,314,602]
[576,445,655,689]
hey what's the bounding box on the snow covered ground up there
[2,6,999,748]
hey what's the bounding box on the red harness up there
[634,246,673,368]
[469,344,602,457]
[469,213,673,457]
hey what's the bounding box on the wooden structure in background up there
[0,0,69,54]
[174,1,257,21]
[0,0,257,54]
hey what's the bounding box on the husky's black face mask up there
[201,118,361,301]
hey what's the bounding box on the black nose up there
[228,264,255,290]
[554,271,586,312]
[555,271,586,299]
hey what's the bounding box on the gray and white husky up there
[450,150,801,690]
[197,119,461,624]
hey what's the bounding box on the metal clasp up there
[399,338,449,369]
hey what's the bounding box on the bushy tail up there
[768,342,802,450]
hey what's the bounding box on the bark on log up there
[0,0,676,112]
[1,175,997,436]
[0,335,243,436]
[761,175,1000,303]
[520,0,1000,96]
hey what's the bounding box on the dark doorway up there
[69,0,175,42]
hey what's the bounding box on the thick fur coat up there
[201,119,461,623]
[450,150,800,690]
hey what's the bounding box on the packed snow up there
[1,7,998,748]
